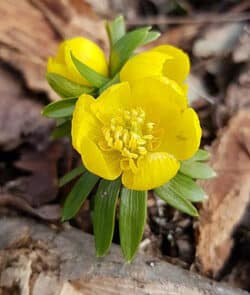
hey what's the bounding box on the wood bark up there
[0,217,247,295]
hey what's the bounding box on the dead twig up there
[126,13,250,26]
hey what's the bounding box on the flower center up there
[98,107,161,173]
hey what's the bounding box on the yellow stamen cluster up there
[98,108,161,173]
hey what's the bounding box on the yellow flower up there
[72,77,201,190]
[47,37,108,86]
[120,45,190,86]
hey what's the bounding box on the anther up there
[129,158,139,173]
[114,139,123,150]
[122,130,129,144]
[128,133,138,149]
[137,147,147,155]
[146,122,155,130]
[100,108,161,173]
[132,109,138,117]
[143,134,154,140]
[98,140,111,151]
[120,158,130,170]
[124,110,131,120]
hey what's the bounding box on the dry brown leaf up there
[225,65,250,115]
[233,25,250,63]
[0,0,107,100]
[224,260,250,290]
[144,24,201,51]
[31,0,107,42]
[0,63,73,211]
[8,141,68,207]
[0,65,52,151]
[196,110,250,278]
[193,23,244,58]
[0,193,61,222]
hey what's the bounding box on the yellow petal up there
[91,82,131,122]
[54,41,67,63]
[71,94,101,151]
[122,152,179,190]
[120,51,169,83]
[160,108,201,160]
[47,58,72,81]
[79,137,121,180]
[152,45,190,84]
[129,77,187,124]
[72,94,122,179]
[64,37,108,86]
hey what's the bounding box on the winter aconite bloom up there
[72,77,201,190]
[47,37,108,86]
[120,45,190,86]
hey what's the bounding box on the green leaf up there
[154,184,199,217]
[189,149,210,162]
[51,120,71,139]
[42,97,77,118]
[62,172,99,221]
[119,188,147,262]
[180,161,216,179]
[106,15,126,46]
[164,172,205,202]
[59,165,86,188]
[140,30,161,46]
[93,178,121,257]
[46,73,94,98]
[110,27,151,76]
[98,73,120,94]
[70,52,109,88]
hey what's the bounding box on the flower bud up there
[47,37,108,86]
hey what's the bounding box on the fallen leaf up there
[233,25,250,63]
[144,24,200,51]
[193,23,244,58]
[0,193,61,221]
[196,110,250,278]
[0,65,53,151]
[224,259,250,290]
[7,141,70,207]
[225,64,250,115]
[0,0,107,100]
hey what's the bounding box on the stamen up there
[143,134,154,140]
[146,122,155,131]
[120,158,130,170]
[122,130,129,144]
[137,146,147,155]
[128,133,138,149]
[129,158,139,174]
[98,107,161,173]
[114,139,123,150]
[98,140,112,151]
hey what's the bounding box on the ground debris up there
[0,65,52,151]
[193,23,244,58]
[1,0,250,293]
[0,216,247,295]
[225,64,250,115]
[196,110,250,279]
[0,0,107,100]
